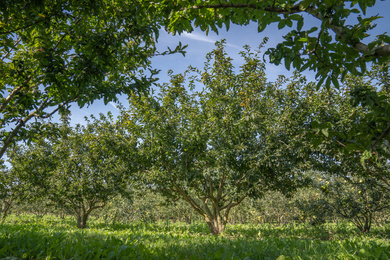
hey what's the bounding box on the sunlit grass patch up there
[1,214,389,259]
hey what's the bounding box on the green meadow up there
[1,214,389,259]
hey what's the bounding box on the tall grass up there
[1,214,389,259]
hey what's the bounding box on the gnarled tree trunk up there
[170,173,247,235]
[205,215,227,235]
[73,200,106,229]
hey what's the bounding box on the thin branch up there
[371,122,390,149]
[0,18,45,35]
[365,161,390,191]
[37,94,80,119]
[312,29,325,64]
[1,111,36,158]
[191,3,390,58]
[1,38,21,61]
[216,173,226,202]
[222,193,247,223]
[207,175,216,203]
[189,3,303,15]
[53,17,82,51]
[161,152,206,217]
[0,76,32,113]
[307,11,390,58]
[0,96,53,158]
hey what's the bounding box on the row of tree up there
[3,173,390,234]
[2,0,390,160]
[2,43,390,234]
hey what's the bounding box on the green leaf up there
[297,18,304,31]
[312,138,323,148]
[278,20,286,29]
[321,128,329,137]
[316,76,326,90]
[331,76,340,89]
[289,14,301,21]
[285,58,292,70]
[325,76,332,89]
[299,61,311,72]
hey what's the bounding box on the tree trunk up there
[76,213,89,229]
[205,215,226,235]
[0,198,13,223]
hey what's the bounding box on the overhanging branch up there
[189,3,303,14]
[188,3,390,58]
[307,10,390,58]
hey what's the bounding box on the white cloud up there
[109,101,119,111]
[182,32,216,44]
[182,32,240,49]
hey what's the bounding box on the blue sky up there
[68,1,390,125]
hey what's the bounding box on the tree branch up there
[53,17,82,51]
[0,18,45,35]
[190,3,390,58]
[190,3,303,15]
[37,94,80,119]
[371,122,390,149]
[162,154,206,217]
[0,96,54,158]
[307,11,390,58]
[0,76,32,113]
[216,173,226,202]
[1,38,21,61]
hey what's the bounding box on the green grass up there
[1,214,389,259]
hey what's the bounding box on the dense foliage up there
[0,0,186,158]
[119,42,312,234]
[2,1,390,256]
[2,1,390,158]
[7,114,135,228]
[162,0,390,87]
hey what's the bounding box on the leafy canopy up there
[8,113,136,228]
[0,0,186,158]
[120,41,311,234]
[162,0,390,89]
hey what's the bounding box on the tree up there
[163,0,389,87]
[323,176,390,233]
[161,0,390,152]
[301,64,390,192]
[120,42,310,235]
[0,166,15,222]
[291,68,390,232]
[0,164,53,221]
[297,173,390,233]
[0,0,186,158]
[8,113,136,228]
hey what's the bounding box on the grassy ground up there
[0,214,389,259]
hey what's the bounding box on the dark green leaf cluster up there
[161,0,389,89]
[0,0,172,158]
